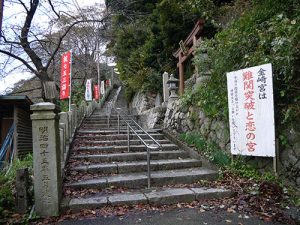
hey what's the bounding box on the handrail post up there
[118,113,120,134]
[127,125,130,152]
[116,108,120,135]
[147,146,151,189]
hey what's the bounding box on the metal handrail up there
[106,86,122,128]
[111,107,161,188]
[114,108,161,147]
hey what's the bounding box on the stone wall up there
[130,91,165,129]
[163,98,300,187]
[130,80,300,187]
[163,99,230,152]
[139,106,166,129]
[279,126,300,187]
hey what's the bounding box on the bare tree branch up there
[20,0,44,71]
[17,0,29,13]
[45,18,106,69]
[47,0,60,19]
[0,49,37,75]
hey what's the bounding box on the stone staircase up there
[62,90,231,211]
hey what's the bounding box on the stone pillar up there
[179,54,184,96]
[30,103,61,217]
[68,111,73,141]
[162,72,169,104]
[76,109,81,127]
[59,123,66,162]
[59,112,69,146]
[71,104,77,132]
[16,168,30,213]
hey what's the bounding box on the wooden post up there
[179,54,184,96]
[13,106,19,158]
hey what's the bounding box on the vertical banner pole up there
[274,139,279,176]
[69,50,73,112]
[97,48,101,104]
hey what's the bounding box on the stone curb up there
[65,168,218,190]
[71,150,189,162]
[77,144,179,152]
[71,158,202,174]
[76,133,165,140]
[65,187,233,211]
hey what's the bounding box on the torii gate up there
[173,20,205,96]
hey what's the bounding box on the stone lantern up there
[167,74,179,101]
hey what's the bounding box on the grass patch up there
[0,154,33,222]
[180,132,231,167]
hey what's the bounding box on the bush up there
[0,154,33,219]
[190,0,300,145]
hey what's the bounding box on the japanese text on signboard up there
[60,51,71,99]
[227,63,275,157]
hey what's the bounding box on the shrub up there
[0,154,33,219]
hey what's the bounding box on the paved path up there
[58,208,284,225]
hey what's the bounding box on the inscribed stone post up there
[30,103,61,217]
[162,72,169,104]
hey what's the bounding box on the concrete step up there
[78,139,171,146]
[65,168,218,190]
[77,129,162,134]
[71,150,189,162]
[75,133,165,141]
[79,126,135,131]
[76,143,179,152]
[85,116,118,120]
[63,187,232,211]
[70,158,202,174]
[82,120,119,124]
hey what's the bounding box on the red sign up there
[105,79,110,87]
[94,84,100,100]
[60,51,71,99]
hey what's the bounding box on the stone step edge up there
[64,168,218,189]
[62,187,233,211]
[77,139,171,144]
[70,158,202,173]
[75,133,165,139]
[71,150,188,160]
[77,129,162,134]
[77,144,178,151]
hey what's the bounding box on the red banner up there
[60,51,71,99]
[105,79,110,87]
[94,84,100,100]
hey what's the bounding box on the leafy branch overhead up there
[106,0,220,98]
[0,0,108,100]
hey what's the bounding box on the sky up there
[0,0,105,95]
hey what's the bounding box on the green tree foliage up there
[107,0,219,98]
[191,0,300,130]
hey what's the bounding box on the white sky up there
[0,0,105,95]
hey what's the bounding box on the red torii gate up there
[173,20,205,96]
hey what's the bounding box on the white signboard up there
[227,63,275,157]
[100,80,105,95]
[85,79,92,101]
